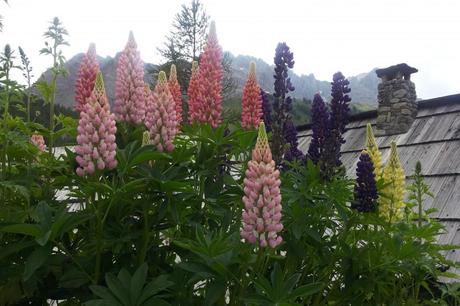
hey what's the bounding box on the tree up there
[0,0,9,32]
[158,1,236,99]
[158,0,209,90]
[167,0,209,62]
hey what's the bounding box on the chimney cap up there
[376,63,418,79]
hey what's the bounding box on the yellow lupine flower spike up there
[366,123,383,179]
[380,141,406,222]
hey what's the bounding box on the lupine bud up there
[241,122,283,248]
[308,94,329,164]
[168,64,182,126]
[75,72,117,176]
[260,89,272,132]
[113,32,146,124]
[352,150,378,213]
[194,21,223,128]
[187,61,200,124]
[75,44,99,113]
[366,123,382,179]
[142,130,151,146]
[380,141,406,222]
[31,133,46,152]
[241,62,262,129]
[145,71,177,152]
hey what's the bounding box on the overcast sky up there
[1,0,459,99]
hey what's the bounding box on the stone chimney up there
[375,63,418,135]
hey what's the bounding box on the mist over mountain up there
[40,51,380,110]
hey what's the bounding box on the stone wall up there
[375,78,417,135]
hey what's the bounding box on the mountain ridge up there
[40,51,380,110]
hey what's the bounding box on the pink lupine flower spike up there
[113,31,146,124]
[168,64,182,127]
[241,122,283,248]
[145,71,177,152]
[75,43,99,113]
[241,61,263,129]
[193,21,223,127]
[75,72,118,176]
[31,133,46,152]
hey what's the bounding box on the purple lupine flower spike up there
[283,119,304,165]
[271,42,295,165]
[352,150,378,213]
[308,93,329,164]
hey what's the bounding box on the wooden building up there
[297,64,460,275]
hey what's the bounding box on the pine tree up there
[0,0,9,32]
[158,0,209,89]
[158,0,235,97]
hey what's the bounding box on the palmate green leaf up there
[142,297,170,306]
[0,223,42,237]
[35,79,55,102]
[0,240,35,260]
[105,273,130,305]
[117,178,148,195]
[35,230,51,246]
[176,262,215,279]
[0,181,30,201]
[204,281,226,305]
[287,282,324,299]
[59,268,90,289]
[138,275,173,305]
[50,210,92,240]
[242,294,272,305]
[129,147,171,167]
[86,264,173,306]
[87,285,123,306]
[282,273,302,295]
[270,263,285,299]
[131,263,148,304]
[23,245,49,280]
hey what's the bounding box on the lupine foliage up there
[0,16,459,306]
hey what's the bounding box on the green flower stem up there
[139,204,150,264]
[2,67,10,179]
